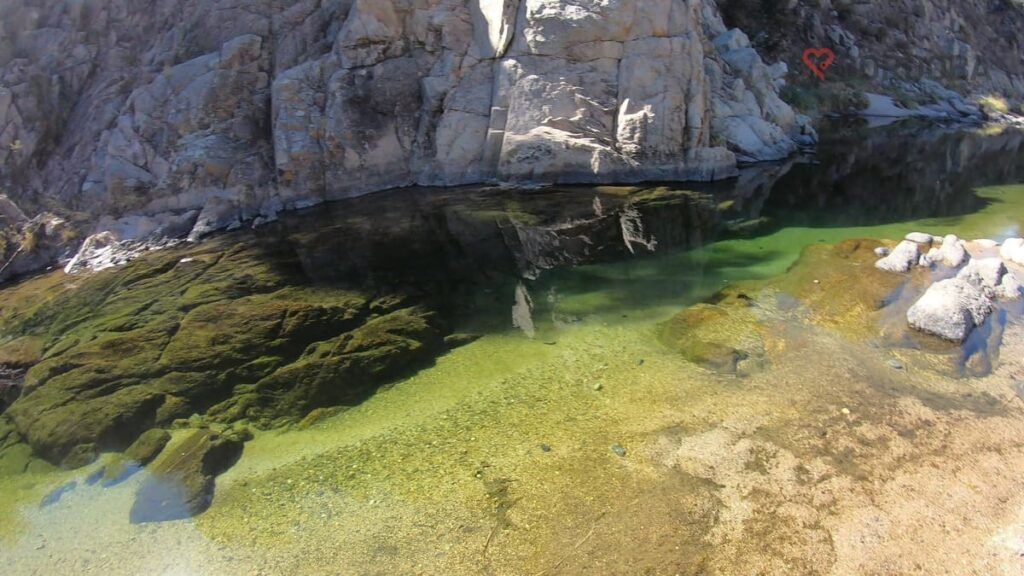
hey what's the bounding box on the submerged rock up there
[1,241,453,466]
[129,429,242,524]
[99,429,172,487]
[659,303,766,376]
[907,278,993,342]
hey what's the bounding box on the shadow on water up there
[255,122,1024,332]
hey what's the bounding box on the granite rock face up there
[0,0,810,264]
[717,0,1024,102]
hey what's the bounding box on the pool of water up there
[3,121,1024,575]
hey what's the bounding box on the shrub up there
[977,95,1010,115]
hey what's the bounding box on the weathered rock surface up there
[907,277,993,342]
[129,428,242,523]
[936,234,969,268]
[0,0,814,261]
[1002,238,1024,266]
[956,257,1008,293]
[874,240,920,272]
[718,0,1024,106]
[905,232,935,244]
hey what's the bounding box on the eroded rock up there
[936,234,969,268]
[875,240,920,272]
[659,302,767,376]
[907,277,993,342]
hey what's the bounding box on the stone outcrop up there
[718,0,1024,105]
[907,277,993,342]
[0,0,812,263]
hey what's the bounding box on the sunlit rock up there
[907,277,993,342]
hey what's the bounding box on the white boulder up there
[997,272,1023,300]
[956,257,1007,293]
[907,277,993,342]
[935,234,968,267]
[905,232,934,244]
[875,240,920,273]
[1001,238,1024,266]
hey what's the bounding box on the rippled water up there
[3,121,1024,575]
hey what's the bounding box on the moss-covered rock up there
[0,234,452,467]
[0,336,44,368]
[659,303,767,375]
[207,306,447,426]
[100,428,172,486]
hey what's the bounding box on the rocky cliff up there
[719,0,1024,100]
[1,0,1022,282]
[0,0,812,260]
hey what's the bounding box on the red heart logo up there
[802,48,836,80]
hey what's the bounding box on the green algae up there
[0,234,453,468]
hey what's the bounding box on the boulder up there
[905,232,934,244]
[875,240,920,272]
[1002,238,1024,266]
[129,429,243,523]
[907,277,993,342]
[956,257,1007,293]
[997,271,1023,300]
[936,234,969,268]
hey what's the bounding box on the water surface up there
[3,121,1024,575]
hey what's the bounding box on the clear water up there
[3,121,1024,575]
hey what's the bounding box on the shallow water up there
[4,121,1024,575]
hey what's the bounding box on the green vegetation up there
[977,94,1010,115]
[780,82,870,115]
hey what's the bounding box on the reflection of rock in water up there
[759,124,1024,228]
[620,204,658,255]
[512,282,536,338]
